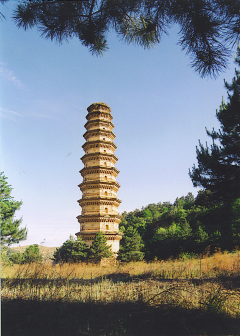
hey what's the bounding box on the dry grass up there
[4,248,239,280]
[2,250,240,335]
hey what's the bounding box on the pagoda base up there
[75,231,122,253]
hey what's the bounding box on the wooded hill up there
[119,46,240,261]
[119,193,240,260]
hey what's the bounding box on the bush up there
[89,232,113,261]
[53,236,89,263]
[9,252,24,264]
[118,226,144,262]
[1,246,12,265]
[23,244,42,263]
[9,244,42,264]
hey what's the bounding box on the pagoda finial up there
[87,102,111,113]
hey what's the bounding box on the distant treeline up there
[119,192,240,260]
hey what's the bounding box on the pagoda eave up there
[77,198,122,206]
[84,120,114,130]
[79,166,120,176]
[76,214,121,221]
[76,231,123,241]
[78,180,120,189]
[82,140,117,150]
[86,111,113,121]
[81,152,118,161]
[83,129,116,139]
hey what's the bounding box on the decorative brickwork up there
[76,103,122,253]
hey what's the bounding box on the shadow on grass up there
[2,299,240,336]
[2,273,240,287]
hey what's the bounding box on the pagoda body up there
[76,103,122,253]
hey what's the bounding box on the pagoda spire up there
[76,103,122,253]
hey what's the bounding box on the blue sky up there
[1,1,237,247]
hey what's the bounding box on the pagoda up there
[76,103,122,253]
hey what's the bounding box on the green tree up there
[53,235,89,263]
[118,226,144,262]
[189,45,240,204]
[152,220,193,259]
[10,244,42,264]
[22,244,42,263]
[9,251,23,264]
[89,232,113,260]
[11,0,240,77]
[231,198,240,246]
[0,172,27,246]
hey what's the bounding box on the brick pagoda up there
[76,103,122,253]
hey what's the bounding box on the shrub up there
[1,246,13,265]
[9,252,24,264]
[22,244,42,263]
[89,232,113,260]
[118,226,144,262]
[9,244,42,264]
[53,236,89,263]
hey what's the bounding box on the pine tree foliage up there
[189,45,240,204]
[0,0,7,19]
[53,235,89,263]
[9,244,43,264]
[89,232,113,260]
[118,226,144,262]
[0,172,27,246]
[22,244,43,263]
[10,0,240,77]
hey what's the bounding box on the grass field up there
[1,249,240,335]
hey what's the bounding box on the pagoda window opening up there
[105,176,107,181]
[105,208,108,213]
[105,191,108,196]
[106,224,109,230]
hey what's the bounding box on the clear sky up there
[0,1,237,247]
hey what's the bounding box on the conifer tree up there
[11,0,240,77]
[22,244,43,263]
[189,45,240,204]
[118,226,144,262]
[9,244,43,264]
[0,172,27,246]
[53,235,89,263]
[89,232,113,260]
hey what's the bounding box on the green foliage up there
[189,45,240,205]
[22,244,42,263]
[119,187,240,260]
[1,245,12,265]
[0,172,27,246]
[152,221,193,260]
[230,198,240,246]
[9,244,42,264]
[9,252,24,264]
[89,232,113,260]
[118,226,144,262]
[53,235,89,263]
[12,0,240,77]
